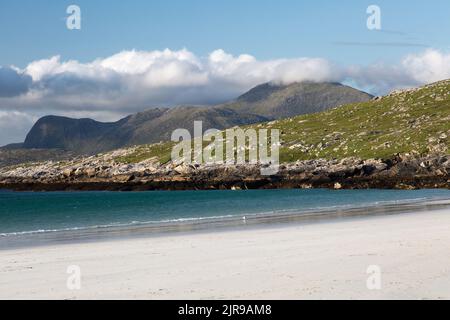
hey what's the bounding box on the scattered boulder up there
[62,168,75,178]
[334,182,343,190]
[1,153,449,191]
[173,164,191,175]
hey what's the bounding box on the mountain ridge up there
[17,81,372,155]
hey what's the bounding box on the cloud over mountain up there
[15,49,340,111]
[1,48,450,145]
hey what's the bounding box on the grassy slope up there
[115,80,450,165]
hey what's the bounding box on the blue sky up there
[1,0,449,67]
[0,0,450,145]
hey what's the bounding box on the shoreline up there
[2,197,450,251]
[1,154,449,192]
[1,174,449,192]
[1,205,450,299]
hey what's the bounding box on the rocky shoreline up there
[0,153,449,191]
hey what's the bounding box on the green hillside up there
[115,80,450,165]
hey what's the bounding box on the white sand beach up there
[1,208,450,300]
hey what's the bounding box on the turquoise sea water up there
[1,189,450,237]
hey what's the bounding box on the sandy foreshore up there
[1,207,450,300]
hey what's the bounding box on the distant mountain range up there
[17,82,371,154]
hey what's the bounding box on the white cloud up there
[25,56,62,81]
[346,49,450,94]
[402,49,450,84]
[0,48,343,124]
[1,48,450,145]
[18,48,339,106]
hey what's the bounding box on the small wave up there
[1,195,448,238]
[0,214,239,237]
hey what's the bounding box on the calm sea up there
[1,189,450,238]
